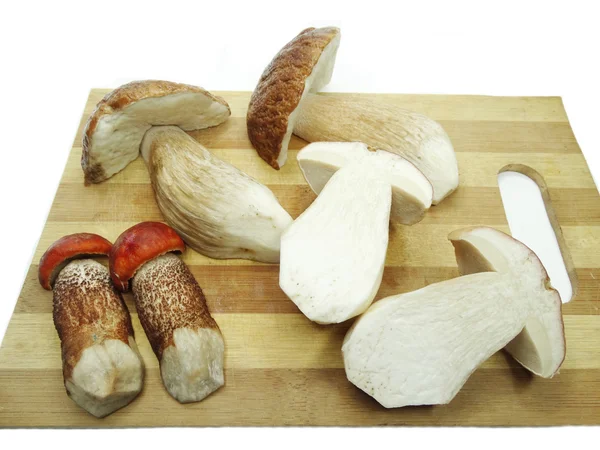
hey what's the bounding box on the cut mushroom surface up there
[280,163,391,324]
[82,80,230,184]
[294,94,459,204]
[141,126,292,263]
[342,227,565,408]
[297,142,433,224]
[247,27,341,169]
[39,233,143,418]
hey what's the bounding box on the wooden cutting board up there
[1,90,599,427]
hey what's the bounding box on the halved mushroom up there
[280,163,392,324]
[247,27,341,169]
[82,80,230,184]
[294,94,459,204]
[297,142,433,224]
[110,222,224,403]
[342,227,565,408]
[141,126,292,263]
[39,233,144,418]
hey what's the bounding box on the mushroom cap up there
[109,222,185,292]
[38,233,112,290]
[297,142,433,224]
[82,80,231,184]
[246,27,341,169]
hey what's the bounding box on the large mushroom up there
[39,233,144,418]
[246,27,458,205]
[342,227,566,408]
[109,222,224,403]
[82,80,231,184]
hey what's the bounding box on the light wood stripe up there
[15,264,600,316]
[0,314,597,371]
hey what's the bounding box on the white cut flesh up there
[277,33,341,168]
[279,163,391,324]
[90,92,230,181]
[297,142,433,224]
[66,337,144,418]
[342,227,565,408]
[293,94,458,204]
[141,126,292,262]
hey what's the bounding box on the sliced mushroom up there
[110,222,224,403]
[342,227,565,408]
[297,142,433,224]
[247,27,341,169]
[82,80,230,184]
[280,163,392,324]
[294,94,459,204]
[141,126,292,263]
[39,233,144,418]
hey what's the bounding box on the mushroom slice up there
[342,227,565,408]
[293,94,459,204]
[110,222,224,403]
[141,126,293,263]
[247,27,341,169]
[39,233,144,418]
[297,142,433,224]
[82,80,231,184]
[279,163,391,324]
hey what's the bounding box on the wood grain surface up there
[1,90,599,427]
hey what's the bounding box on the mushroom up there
[342,227,566,408]
[39,233,144,418]
[82,80,230,184]
[140,126,293,262]
[297,142,433,225]
[293,94,459,204]
[280,162,394,324]
[247,26,341,169]
[246,27,458,205]
[109,222,224,403]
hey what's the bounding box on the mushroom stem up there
[131,253,224,403]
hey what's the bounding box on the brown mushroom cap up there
[109,222,186,292]
[38,233,113,290]
[82,80,231,184]
[246,27,341,169]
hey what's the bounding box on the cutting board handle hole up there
[498,166,575,303]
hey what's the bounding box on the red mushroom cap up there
[38,233,113,290]
[109,222,186,292]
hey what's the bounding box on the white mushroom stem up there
[293,94,459,204]
[342,227,565,408]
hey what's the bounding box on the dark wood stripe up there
[0,368,598,426]
[16,264,599,315]
[47,182,600,226]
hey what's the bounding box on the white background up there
[0,0,599,447]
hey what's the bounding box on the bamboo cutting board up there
[1,90,599,427]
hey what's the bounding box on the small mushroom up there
[109,222,224,403]
[39,233,144,418]
[82,80,231,184]
[247,27,341,169]
[342,227,566,408]
[141,126,292,263]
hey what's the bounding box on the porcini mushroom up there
[109,222,224,403]
[297,142,433,225]
[140,126,293,263]
[280,163,393,324]
[82,80,231,184]
[39,233,144,418]
[294,94,459,204]
[342,227,566,408]
[247,26,341,169]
